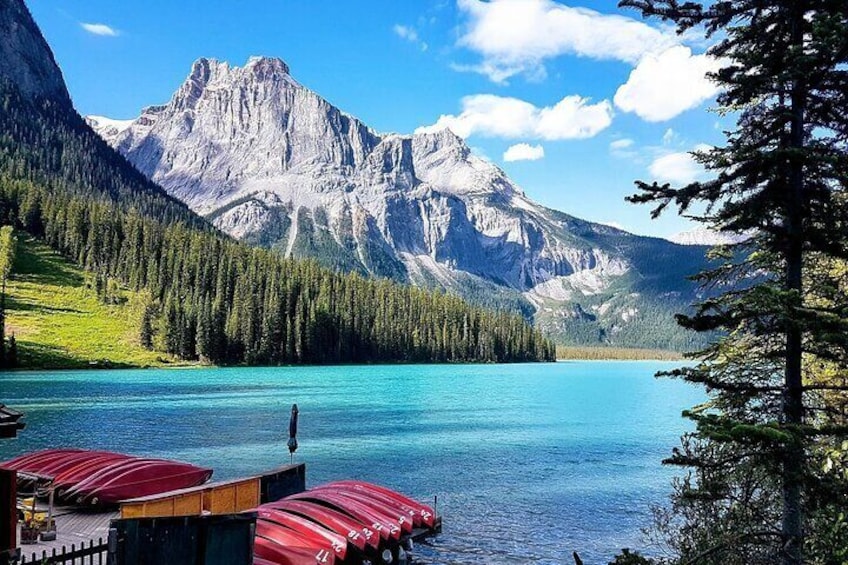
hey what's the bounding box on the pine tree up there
[0,226,17,368]
[7,333,18,368]
[139,301,155,350]
[619,1,848,563]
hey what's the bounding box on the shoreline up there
[556,346,685,361]
[3,346,685,374]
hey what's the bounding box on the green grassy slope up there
[4,236,182,369]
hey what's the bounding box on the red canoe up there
[254,525,337,565]
[52,453,135,490]
[341,487,426,529]
[313,484,425,529]
[264,500,375,552]
[327,480,437,527]
[286,491,401,541]
[34,451,119,477]
[1,449,85,473]
[63,458,166,500]
[310,489,413,535]
[77,461,213,505]
[255,535,333,565]
[257,508,348,560]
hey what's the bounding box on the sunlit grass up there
[556,345,684,361]
[4,236,185,369]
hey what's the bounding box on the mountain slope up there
[0,0,554,366]
[90,56,710,350]
[0,0,68,102]
[6,234,180,369]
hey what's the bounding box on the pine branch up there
[680,530,785,565]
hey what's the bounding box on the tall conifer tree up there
[620,1,848,563]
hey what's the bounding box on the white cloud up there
[649,144,711,185]
[393,24,428,51]
[503,143,545,162]
[455,0,722,122]
[614,46,721,122]
[416,94,613,141]
[80,22,119,37]
[469,146,490,160]
[609,137,638,160]
[456,0,676,82]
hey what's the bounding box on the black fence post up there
[106,527,118,565]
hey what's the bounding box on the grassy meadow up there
[4,236,183,369]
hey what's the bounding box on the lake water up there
[0,362,702,564]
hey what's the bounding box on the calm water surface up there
[0,362,701,564]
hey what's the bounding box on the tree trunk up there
[782,5,806,564]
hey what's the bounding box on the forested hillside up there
[0,76,554,366]
[2,234,174,369]
[94,53,711,353]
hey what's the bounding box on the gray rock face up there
[0,0,70,102]
[89,56,708,348]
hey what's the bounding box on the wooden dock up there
[17,508,116,558]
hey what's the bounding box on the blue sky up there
[27,0,728,238]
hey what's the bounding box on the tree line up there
[0,225,17,368]
[0,80,555,365]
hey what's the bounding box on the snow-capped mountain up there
[88,56,709,349]
[84,115,133,145]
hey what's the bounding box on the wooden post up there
[0,469,15,554]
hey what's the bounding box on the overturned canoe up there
[255,526,337,565]
[255,480,439,565]
[257,508,348,560]
[324,480,436,528]
[0,448,85,474]
[263,499,376,552]
[52,453,136,491]
[1,449,213,506]
[309,488,414,534]
[285,490,402,541]
[75,461,213,506]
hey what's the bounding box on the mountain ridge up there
[88,55,710,350]
[1,0,554,366]
[0,0,69,102]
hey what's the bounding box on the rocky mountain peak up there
[87,55,707,349]
[0,0,70,103]
[245,55,291,77]
[170,57,295,112]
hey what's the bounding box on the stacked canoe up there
[0,448,213,506]
[253,480,440,565]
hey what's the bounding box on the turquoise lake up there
[0,362,703,564]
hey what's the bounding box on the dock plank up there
[17,508,116,558]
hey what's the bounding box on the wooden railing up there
[119,476,260,519]
[18,538,108,565]
[118,463,306,519]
